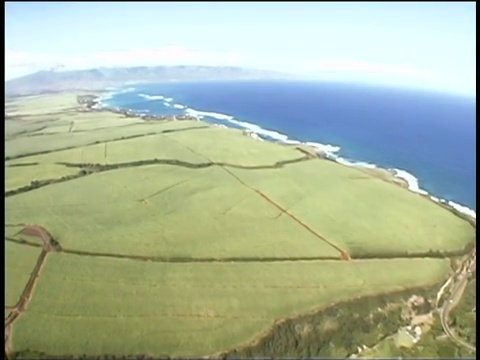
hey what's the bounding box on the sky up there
[5,2,476,96]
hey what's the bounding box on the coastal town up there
[76,94,199,122]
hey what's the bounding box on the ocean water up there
[101,80,476,214]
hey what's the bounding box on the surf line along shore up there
[84,92,476,227]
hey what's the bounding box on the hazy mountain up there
[5,66,295,96]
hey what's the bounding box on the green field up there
[4,93,476,357]
[5,163,79,191]
[5,94,78,116]
[5,121,202,159]
[13,253,450,357]
[6,242,42,306]
[6,165,342,259]
[230,161,474,257]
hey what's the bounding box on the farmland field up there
[5,242,42,307]
[230,161,474,257]
[5,163,79,191]
[12,253,450,357]
[4,93,476,358]
[5,121,202,159]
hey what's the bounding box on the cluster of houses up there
[76,94,198,122]
[76,95,99,108]
[404,325,423,344]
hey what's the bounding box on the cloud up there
[5,50,51,69]
[5,46,245,80]
[5,50,54,80]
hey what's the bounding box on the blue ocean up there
[102,80,476,214]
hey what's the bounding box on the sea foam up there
[122,87,136,93]
[185,108,234,121]
[335,157,377,169]
[391,169,476,219]
[447,200,476,219]
[97,87,135,107]
[392,169,429,195]
[100,93,113,101]
[304,141,341,154]
[228,119,289,142]
[138,93,165,101]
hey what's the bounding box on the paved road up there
[439,270,476,352]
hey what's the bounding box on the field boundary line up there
[221,166,350,260]
[7,236,471,261]
[5,125,210,161]
[5,237,43,248]
[24,311,272,321]
[56,248,341,262]
[5,155,312,198]
[159,136,349,259]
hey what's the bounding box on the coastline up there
[7,91,476,359]
[89,89,476,225]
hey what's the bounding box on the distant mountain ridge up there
[5,66,295,96]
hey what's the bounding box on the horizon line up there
[4,65,476,99]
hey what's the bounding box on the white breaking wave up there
[163,102,172,107]
[335,157,377,169]
[122,87,136,93]
[228,119,289,142]
[447,201,476,219]
[305,141,341,154]
[105,87,135,94]
[391,169,429,195]
[320,151,376,169]
[100,93,113,101]
[391,169,476,218]
[173,104,186,109]
[96,87,136,108]
[283,139,303,145]
[95,93,114,109]
[185,108,234,120]
[164,97,173,102]
[138,93,165,101]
